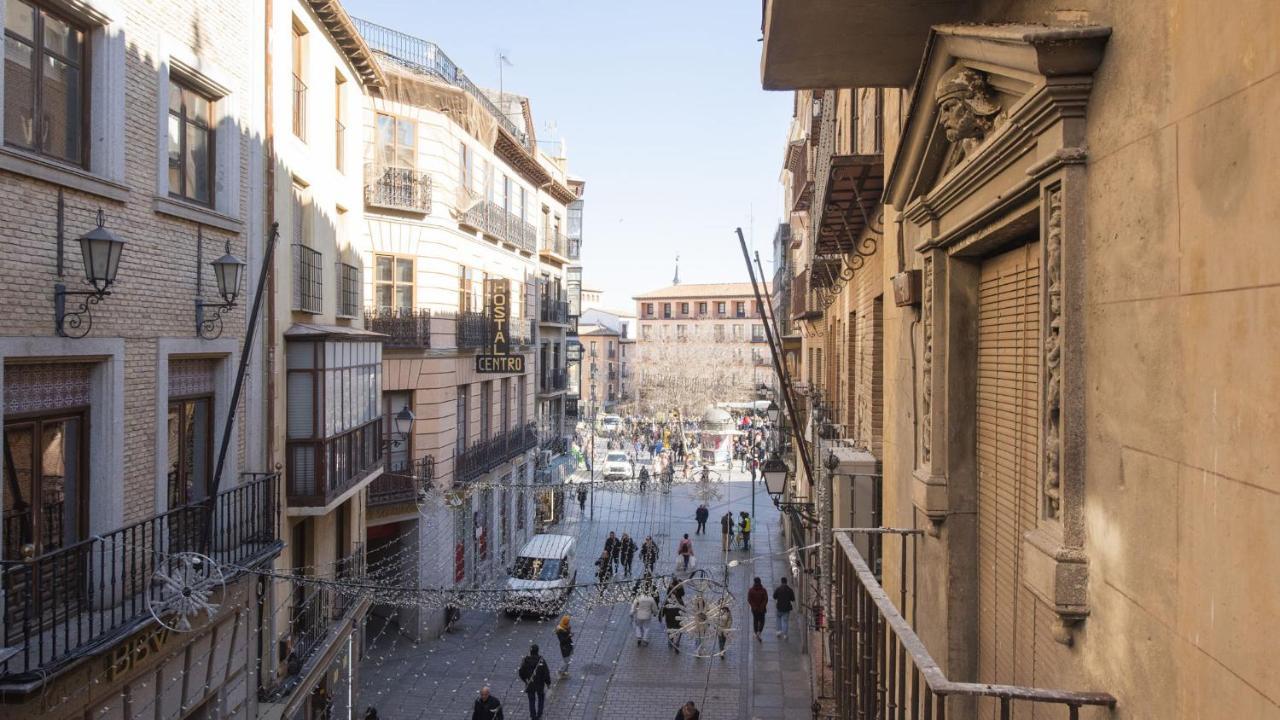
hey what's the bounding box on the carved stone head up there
[934,65,1002,143]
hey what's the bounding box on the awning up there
[284,323,387,342]
[816,154,884,257]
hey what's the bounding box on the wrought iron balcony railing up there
[0,472,280,681]
[540,298,569,325]
[460,200,537,252]
[455,422,537,483]
[364,164,432,213]
[366,307,431,349]
[368,455,435,507]
[539,368,567,394]
[286,419,383,507]
[541,232,569,258]
[292,244,322,313]
[565,397,579,419]
[456,311,490,349]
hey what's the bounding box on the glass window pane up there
[41,12,80,60]
[40,56,80,162]
[186,123,209,202]
[376,285,392,309]
[395,286,411,310]
[377,114,393,151]
[376,255,392,282]
[287,373,314,438]
[5,0,35,41]
[396,118,413,148]
[168,113,183,192]
[187,90,209,127]
[396,258,413,284]
[5,40,35,148]
[169,82,183,113]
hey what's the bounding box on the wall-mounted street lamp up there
[762,451,814,517]
[196,239,247,339]
[56,209,125,338]
[766,400,780,425]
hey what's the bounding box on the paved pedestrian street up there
[356,458,814,719]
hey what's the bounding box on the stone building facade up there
[764,3,1278,719]
[0,0,275,716]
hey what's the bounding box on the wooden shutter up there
[976,240,1041,714]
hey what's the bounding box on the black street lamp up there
[56,209,126,337]
[762,452,814,516]
[766,400,780,425]
[196,239,247,339]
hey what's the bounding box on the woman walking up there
[554,615,574,676]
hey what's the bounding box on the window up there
[4,0,86,165]
[375,255,413,310]
[3,412,87,558]
[662,303,672,319]
[291,23,306,139]
[645,303,655,317]
[516,186,526,222]
[496,174,508,211]
[455,385,469,454]
[480,381,492,441]
[714,325,725,342]
[167,80,215,205]
[676,324,686,339]
[698,302,708,315]
[679,302,689,316]
[459,142,473,193]
[383,390,412,472]
[735,301,746,318]
[291,184,322,313]
[334,73,346,171]
[376,113,415,169]
[752,324,766,342]
[338,262,359,317]
[642,325,651,340]
[717,301,727,316]
[458,265,482,312]
[733,324,744,340]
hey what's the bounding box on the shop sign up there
[475,354,525,373]
[485,278,511,354]
[105,625,172,680]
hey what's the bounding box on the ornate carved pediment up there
[885,24,1111,223]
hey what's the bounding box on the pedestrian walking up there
[747,577,768,641]
[630,587,659,646]
[677,533,694,572]
[695,504,709,534]
[577,488,587,512]
[720,511,734,553]
[605,531,621,571]
[663,581,685,652]
[471,686,504,720]
[517,645,551,720]
[619,533,637,576]
[740,512,752,551]
[555,615,574,676]
[364,708,379,720]
[716,603,732,659]
[675,700,701,720]
[773,577,796,639]
[640,536,659,573]
[595,550,613,595]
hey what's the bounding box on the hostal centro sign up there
[476,278,525,373]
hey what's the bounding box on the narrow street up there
[357,454,811,719]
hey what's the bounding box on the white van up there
[598,414,622,435]
[505,534,577,615]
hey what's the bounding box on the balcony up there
[364,164,432,213]
[366,307,431,349]
[292,244,322,313]
[539,368,568,395]
[0,473,280,682]
[831,532,1115,719]
[456,311,490,349]
[540,231,569,261]
[455,422,537,483]
[460,200,537,253]
[368,455,434,507]
[286,418,383,507]
[565,397,579,419]
[540,297,569,325]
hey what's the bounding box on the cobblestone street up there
[356,458,814,719]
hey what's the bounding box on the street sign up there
[475,354,525,373]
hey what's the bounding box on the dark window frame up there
[3,0,90,167]
[167,79,217,206]
[2,407,90,560]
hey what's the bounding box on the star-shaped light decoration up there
[148,552,225,632]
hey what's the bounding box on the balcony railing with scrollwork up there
[368,455,435,507]
[366,307,431,349]
[540,368,567,394]
[456,311,490,349]
[0,473,280,682]
[364,164,431,213]
[286,419,383,507]
[460,200,537,252]
[540,297,569,325]
[455,422,537,483]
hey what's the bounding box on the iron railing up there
[292,244,322,313]
[364,164,432,213]
[456,311,490,349]
[338,263,360,318]
[832,533,1116,719]
[541,231,568,257]
[368,455,435,507]
[540,297,569,325]
[366,307,431,349]
[565,397,579,419]
[352,19,531,148]
[455,422,537,483]
[461,199,537,252]
[286,419,383,507]
[540,368,567,394]
[0,473,280,680]
[273,543,366,699]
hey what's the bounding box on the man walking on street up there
[605,531,620,571]
[677,533,694,571]
[619,533,637,576]
[694,504,709,534]
[577,488,587,513]
[663,580,685,652]
[720,511,734,553]
[640,536,659,574]
[773,577,796,639]
[747,577,768,641]
[630,587,658,645]
[471,686,504,720]
[740,512,752,551]
[517,645,551,720]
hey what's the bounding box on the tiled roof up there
[633,282,769,300]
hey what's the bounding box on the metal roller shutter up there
[976,241,1041,718]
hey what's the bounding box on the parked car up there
[505,534,577,615]
[602,451,631,480]
[599,414,622,435]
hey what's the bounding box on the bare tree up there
[634,338,761,417]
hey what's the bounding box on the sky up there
[349,0,794,311]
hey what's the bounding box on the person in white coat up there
[630,589,659,646]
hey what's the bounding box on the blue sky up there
[349,0,793,310]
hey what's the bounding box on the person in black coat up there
[517,645,552,720]
[640,536,659,573]
[604,531,621,570]
[675,700,701,719]
[471,687,503,720]
[694,505,709,534]
[619,533,637,576]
